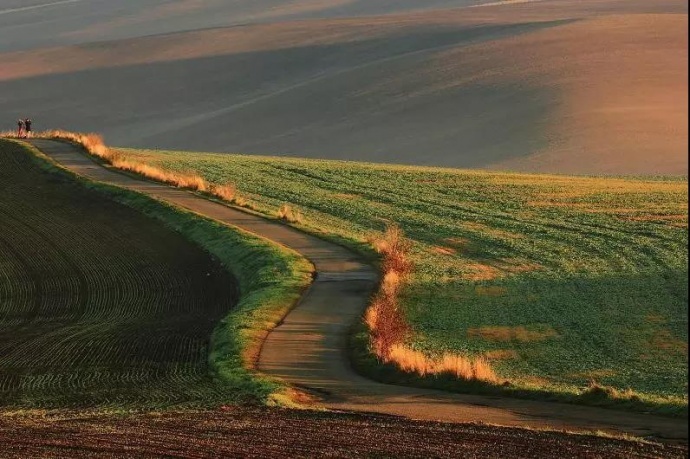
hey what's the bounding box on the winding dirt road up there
[29,139,688,442]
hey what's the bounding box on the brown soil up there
[0,407,686,459]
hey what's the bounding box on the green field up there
[0,141,310,409]
[118,147,688,412]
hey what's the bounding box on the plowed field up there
[0,408,686,459]
[0,141,238,408]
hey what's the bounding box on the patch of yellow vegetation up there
[468,325,559,343]
[647,330,688,356]
[484,349,519,360]
[388,344,498,383]
[431,246,456,256]
[464,262,502,281]
[462,258,541,282]
[645,314,667,324]
[443,237,472,251]
[277,204,304,224]
[461,221,525,240]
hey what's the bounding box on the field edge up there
[3,138,314,409]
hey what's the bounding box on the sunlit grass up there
[110,146,687,413]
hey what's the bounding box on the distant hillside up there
[1,0,687,174]
[0,0,504,53]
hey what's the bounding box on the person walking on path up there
[17,119,24,138]
[24,118,32,138]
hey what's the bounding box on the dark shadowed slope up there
[0,140,238,408]
[2,0,687,174]
[0,0,505,53]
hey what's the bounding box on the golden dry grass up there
[365,224,498,384]
[484,349,519,360]
[277,204,304,224]
[22,131,263,207]
[364,271,408,358]
[474,286,508,297]
[371,225,413,275]
[388,344,498,383]
[431,246,457,256]
[479,14,688,174]
[646,330,688,357]
[3,3,684,174]
[210,183,237,201]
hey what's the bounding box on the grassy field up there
[117,147,688,413]
[0,140,310,409]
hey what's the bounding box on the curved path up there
[29,139,687,442]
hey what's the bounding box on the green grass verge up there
[116,147,688,416]
[1,139,312,409]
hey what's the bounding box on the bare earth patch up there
[0,408,686,459]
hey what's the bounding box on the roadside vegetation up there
[101,144,687,416]
[0,139,312,409]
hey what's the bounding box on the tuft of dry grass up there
[112,157,208,191]
[388,344,498,383]
[365,271,409,358]
[371,224,413,275]
[365,224,497,384]
[211,183,237,202]
[277,204,304,224]
[581,381,642,404]
[43,130,112,160]
[209,182,253,208]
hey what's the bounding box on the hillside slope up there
[1,0,687,174]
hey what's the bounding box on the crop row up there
[0,142,238,408]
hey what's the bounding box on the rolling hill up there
[1,0,687,174]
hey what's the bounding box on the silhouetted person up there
[17,119,24,138]
[24,118,32,138]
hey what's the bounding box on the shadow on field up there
[0,21,563,166]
